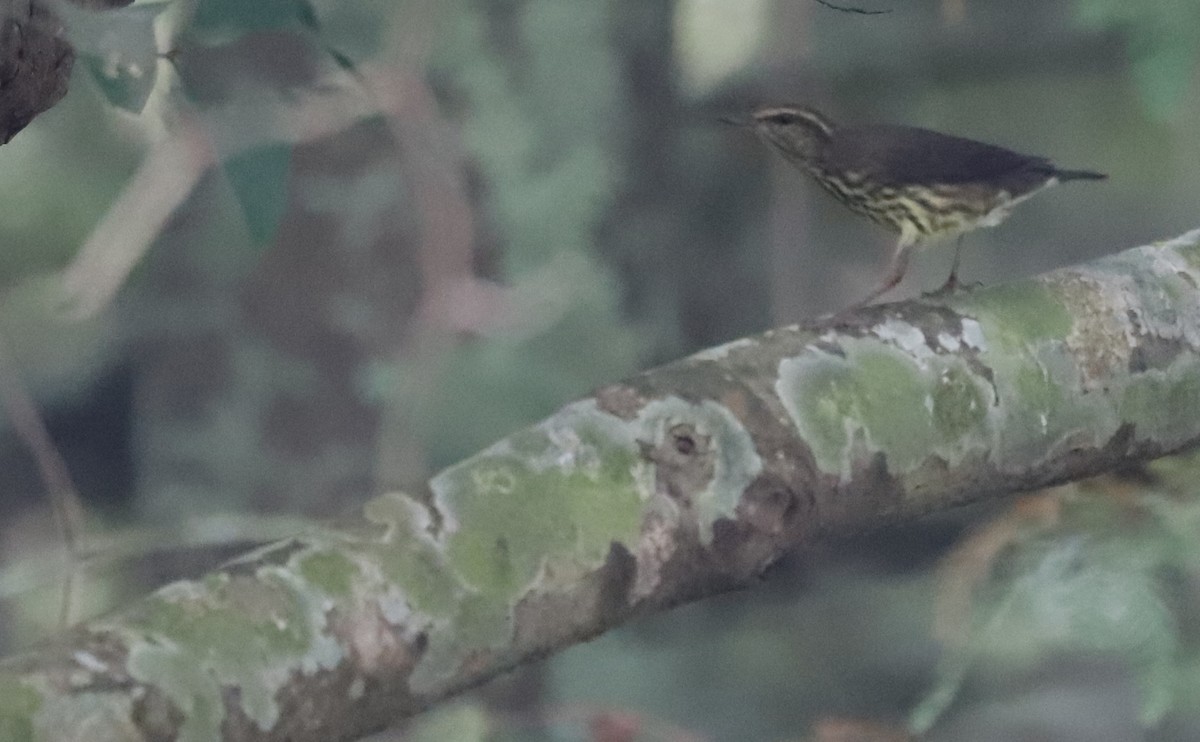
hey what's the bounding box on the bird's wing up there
[828,125,1055,195]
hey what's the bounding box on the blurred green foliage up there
[405,0,643,468]
[224,143,293,245]
[307,0,392,63]
[0,91,140,283]
[1075,0,1200,119]
[912,476,1200,732]
[59,2,167,114]
[187,0,319,43]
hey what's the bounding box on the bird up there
[724,105,1106,310]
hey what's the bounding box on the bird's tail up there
[1055,168,1107,181]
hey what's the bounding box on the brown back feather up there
[824,125,1060,196]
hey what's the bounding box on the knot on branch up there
[639,422,716,505]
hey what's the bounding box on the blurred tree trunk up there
[600,0,685,356]
[4,228,1200,741]
[127,26,428,520]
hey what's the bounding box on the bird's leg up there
[925,235,981,298]
[844,239,914,311]
[942,235,965,292]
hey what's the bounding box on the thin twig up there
[0,330,88,627]
[814,0,892,15]
[59,71,379,319]
[0,512,312,604]
[332,3,516,492]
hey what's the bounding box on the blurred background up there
[0,0,1199,739]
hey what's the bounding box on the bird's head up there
[723,105,836,164]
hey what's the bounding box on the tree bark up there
[0,0,72,144]
[0,0,139,145]
[3,227,1200,741]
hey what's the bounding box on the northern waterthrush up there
[725,105,1106,310]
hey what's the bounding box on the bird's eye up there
[767,112,799,125]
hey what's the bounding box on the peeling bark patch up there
[962,240,1200,468]
[407,401,649,691]
[34,690,144,741]
[298,550,359,597]
[954,283,1119,469]
[632,511,677,599]
[987,342,1115,467]
[0,676,41,738]
[1120,356,1200,446]
[1057,273,1134,388]
[964,282,1073,346]
[932,366,989,440]
[872,318,930,357]
[593,383,644,420]
[106,566,345,742]
[363,494,460,620]
[431,405,646,598]
[687,336,758,362]
[776,344,991,482]
[339,602,421,679]
[959,318,987,350]
[1098,241,1200,348]
[379,397,760,692]
[785,245,1200,495]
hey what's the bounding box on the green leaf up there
[912,487,1189,732]
[59,3,168,113]
[323,45,359,74]
[189,0,322,44]
[1074,0,1200,119]
[1130,33,1200,120]
[82,56,158,114]
[224,144,293,245]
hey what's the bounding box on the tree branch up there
[0,0,136,145]
[813,0,892,16]
[3,228,1200,741]
[0,0,73,144]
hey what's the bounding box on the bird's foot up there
[922,277,981,299]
